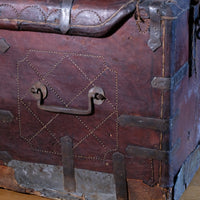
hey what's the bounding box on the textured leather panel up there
[70,0,136,36]
[0,13,164,182]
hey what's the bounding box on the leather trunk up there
[0,0,200,200]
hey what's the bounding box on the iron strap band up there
[151,62,189,90]
[126,139,180,163]
[60,0,74,34]
[61,136,76,192]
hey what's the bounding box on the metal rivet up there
[0,38,10,54]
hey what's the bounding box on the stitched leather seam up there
[31,148,105,161]
[0,121,12,123]
[20,100,60,143]
[31,147,61,156]
[159,19,166,184]
[20,55,67,101]
[74,154,104,161]
[17,56,29,140]
[0,18,59,26]
[28,114,60,142]
[67,54,92,83]
[26,50,116,110]
[17,56,61,145]
[72,9,102,24]
[71,0,136,28]
[103,148,118,160]
[16,50,119,162]
[73,111,116,149]
[65,67,108,107]
[75,116,108,150]
[47,9,62,20]
[25,50,116,115]
[0,0,136,28]
[25,57,68,106]
[19,5,46,21]
[0,4,18,15]
[0,0,189,34]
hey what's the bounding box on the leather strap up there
[60,0,74,34]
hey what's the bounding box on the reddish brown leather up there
[0,0,136,37]
[0,0,198,193]
[0,13,163,183]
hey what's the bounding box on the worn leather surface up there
[0,10,164,184]
[0,0,198,192]
[0,0,136,37]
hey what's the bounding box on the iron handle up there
[31,82,105,116]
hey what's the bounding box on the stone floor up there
[0,168,200,200]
